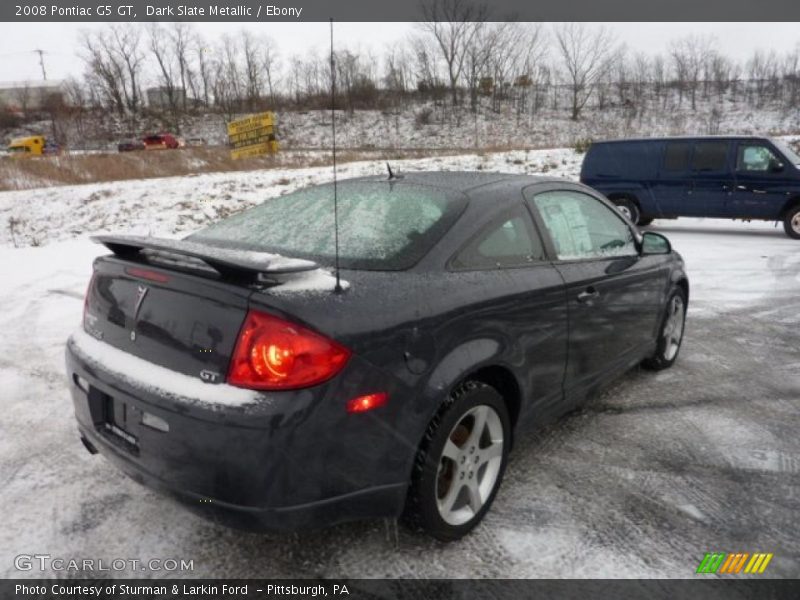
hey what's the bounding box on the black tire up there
[403,381,511,542]
[643,287,687,371]
[612,197,640,225]
[637,217,654,227]
[783,204,800,240]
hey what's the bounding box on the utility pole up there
[34,49,47,80]
[33,49,57,145]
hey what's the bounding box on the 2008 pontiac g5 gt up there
[66,172,688,541]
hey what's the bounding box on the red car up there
[142,133,180,150]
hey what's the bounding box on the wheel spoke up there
[480,442,503,465]
[469,406,488,445]
[442,438,460,462]
[440,480,463,514]
[466,479,483,514]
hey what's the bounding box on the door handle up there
[752,189,767,194]
[736,185,748,190]
[577,288,600,303]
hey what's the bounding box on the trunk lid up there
[84,235,320,383]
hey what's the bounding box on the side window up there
[451,208,543,269]
[663,142,692,172]
[691,141,729,172]
[528,190,637,260]
[736,144,781,172]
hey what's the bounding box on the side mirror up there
[641,231,671,255]
[770,161,785,173]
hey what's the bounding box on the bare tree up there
[194,37,213,108]
[171,23,193,112]
[110,25,145,114]
[79,30,126,116]
[241,31,263,110]
[148,23,179,117]
[418,0,489,107]
[554,23,617,120]
[669,34,714,111]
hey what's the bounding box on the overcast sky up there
[1,22,798,83]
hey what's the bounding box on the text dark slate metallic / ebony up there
[65,172,689,541]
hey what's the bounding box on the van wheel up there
[638,217,654,227]
[784,205,800,239]
[613,198,640,224]
[404,381,510,541]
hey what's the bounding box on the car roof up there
[594,135,769,144]
[345,171,567,194]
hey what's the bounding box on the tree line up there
[7,2,800,138]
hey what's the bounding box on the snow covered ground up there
[0,151,798,579]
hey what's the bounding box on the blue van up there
[580,136,800,239]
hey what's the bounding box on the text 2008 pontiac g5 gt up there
[66,172,688,541]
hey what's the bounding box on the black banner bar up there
[3,579,800,600]
[4,0,800,22]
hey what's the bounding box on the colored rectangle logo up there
[697,552,773,574]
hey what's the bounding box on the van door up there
[652,140,692,216]
[687,140,734,217]
[731,141,792,220]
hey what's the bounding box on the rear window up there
[584,142,659,178]
[189,181,467,271]
[691,141,729,172]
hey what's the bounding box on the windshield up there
[771,139,800,166]
[189,181,467,270]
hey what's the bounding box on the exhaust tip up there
[80,435,98,455]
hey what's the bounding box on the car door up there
[731,140,792,219]
[448,204,569,425]
[687,140,734,216]
[523,185,666,405]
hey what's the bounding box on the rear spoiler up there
[92,235,318,280]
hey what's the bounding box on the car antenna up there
[329,18,343,294]
[386,162,403,180]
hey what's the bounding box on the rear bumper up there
[65,335,411,532]
[76,427,404,531]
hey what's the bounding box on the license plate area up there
[86,386,140,455]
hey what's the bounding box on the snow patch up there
[69,328,260,408]
[269,268,349,294]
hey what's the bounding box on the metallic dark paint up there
[66,173,688,531]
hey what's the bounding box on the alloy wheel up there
[435,404,504,526]
[662,295,685,361]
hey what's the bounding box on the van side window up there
[691,142,729,172]
[663,142,692,172]
[737,144,781,172]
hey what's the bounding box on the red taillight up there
[83,272,95,324]
[346,392,388,414]
[125,267,170,283]
[227,310,351,390]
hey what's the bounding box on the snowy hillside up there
[0,148,581,247]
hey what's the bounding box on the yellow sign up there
[227,112,278,158]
